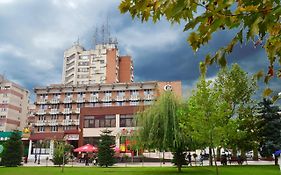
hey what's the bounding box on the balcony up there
[63,97,72,103]
[37,98,47,104]
[75,108,80,114]
[63,108,71,114]
[50,109,59,114]
[48,120,59,126]
[130,95,140,101]
[62,119,72,126]
[116,96,125,101]
[35,120,46,126]
[102,96,112,102]
[50,98,60,104]
[76,97,84,103]
[72,119,79,125]
[89,96,99,102]
[144,94,154,100]
[37,109,46,115]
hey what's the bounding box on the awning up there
[29,132,64,140]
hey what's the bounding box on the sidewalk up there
[22,159,275,167]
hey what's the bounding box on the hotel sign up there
[64,134,79,141]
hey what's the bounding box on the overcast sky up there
[0,0,280,102]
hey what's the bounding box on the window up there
[130,101,139,106]
[144,89,153,95]
[117,91,125,96]
[64,115,71,120]
[51,126,58,132]
[51,115,58,120]
[1,108,6,112]
[64,104,72,109]
[104,91,112,97]
[84,117,95,128]
[51,104,59,109]
[84,115,116,128]
[39,116,46,120]
[116,102,124,106]
[77,103,84,108]
[130,90,138,95]
[120,115,135,127]
[38,126,45,132]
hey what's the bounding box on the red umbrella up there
[74,144,98,152]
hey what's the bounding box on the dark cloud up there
[0,0,279,103]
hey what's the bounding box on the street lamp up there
[38,140,42,164]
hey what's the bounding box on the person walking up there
[187,153,192,166]
[34,153,37,163]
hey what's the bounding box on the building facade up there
[62,43,133,85]
[0,75,29,132]
[29,81,181,159]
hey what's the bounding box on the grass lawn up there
[0,165,280,175]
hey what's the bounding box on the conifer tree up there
[97,129,116,167]
[2,131,23,167]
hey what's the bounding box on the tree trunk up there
[212,148,219,175]
[216,148,221,161]
[253,148,259,161]
[275,156,278,165]
[209,147,213,166]
[177,164,182,173]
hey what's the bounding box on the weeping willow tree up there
[136,91,190,172]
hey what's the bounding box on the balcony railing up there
[144,94,154,100]
[89,96,99,102]
[48,120,59,126]
[63,97,72,103]
[62,119,72,126]
[72,119,79,125]
[50,109,59,114]
[102,96,112,102]
[130,95,140,101]
[116,96,125,101]
[35,120,46,126]
[37,99,47,104]
[50,98,60,104]
[63,108,71,114]
[37,109,46,115]
[76,97,84,103]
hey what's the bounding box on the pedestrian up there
[187,153,192,166]
[85,153,89,166]
[34,153,37,163]
[199,153,204,166]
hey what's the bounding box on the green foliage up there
[214,64,258,151]
[136,91,190,172]
[256,98,281,158]
[52,141,72,166]
[1,131,23,167]
[97,129,116,167]
[119,0,281,88]
[186,77,231,149]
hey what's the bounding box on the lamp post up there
[38,140,42,164]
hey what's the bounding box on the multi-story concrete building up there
[62,43,133,85]
[0,75,29,132]
[29,81,181,159]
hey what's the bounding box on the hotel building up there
[29,42,182,160]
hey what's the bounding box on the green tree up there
[214,64,258,156]
[257,98,281,165]
[119,0,281,89]
[52,141,72,166]
[136,91,190,172]
[97,129,116,167]
[1,131,23,167]
[185,77,231,174]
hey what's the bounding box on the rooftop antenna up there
[101,24,105,45]
[73,36,80,46]
[93,27,99,47]
[106,15,111,44]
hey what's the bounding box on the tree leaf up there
[263,88,273,97]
